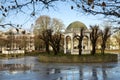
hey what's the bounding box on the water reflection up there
[102,67,107,80]
[0,56,120,80]
[79,67,83,80]
[0,64,30,73]
[43,63,118,80]
[92,68,98,80]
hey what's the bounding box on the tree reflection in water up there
[79,66,83,80]
[102,64,107,80]
[92,68,98,80]
[0,64,31,73]
[54,64,117,80]
[0,56,119,80]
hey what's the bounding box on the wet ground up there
[0,54,120,80]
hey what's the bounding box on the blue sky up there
[0,1,105,31]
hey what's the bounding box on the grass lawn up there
[38,53,118,63]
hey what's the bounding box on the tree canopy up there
[0,0,119,17]
[33,15,64,54]
[0,0,120,28]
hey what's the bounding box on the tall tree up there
[90,25,101,55]
[101,26,111,55]
[41,30,50,54]
[34,15,64,54]
[46,29,62,55]
[74,28,85,55]
[49,18,64,54]
[34,15,51,54]
[34,35,44,51]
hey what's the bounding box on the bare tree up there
[41,30,50,54]
[49,18,64,54]
[46,29,62,55]
[74,28,85,55]
[0,0,119,18]
[34,35,44,51]
[71,0,120,17]
[101,26,111,55]
[34,15,51,54]
[90,25,101,55]
[34,15,64,54]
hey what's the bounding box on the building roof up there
[65,21,87,33]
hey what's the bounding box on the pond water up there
[0,54,120,80]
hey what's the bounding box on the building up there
[64,21,91,54]
[0,21,119,54]
[0,28,35,54]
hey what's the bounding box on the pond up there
[0,54,120,80]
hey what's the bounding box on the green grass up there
[0,50,118,63]
[96,49,120,53]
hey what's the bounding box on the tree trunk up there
[91,44,96,55]
[101,49,104,55]
[78,45,82,55]
[57,44,60,53]
[78,41,82,55]
[101,44,105,55]
[54,50,57,55]
[53,47,57,55]
[46,43,50,54]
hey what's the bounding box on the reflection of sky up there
[0,1,105,31]
[0,56,120,80]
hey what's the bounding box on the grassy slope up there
[39,53,118,63]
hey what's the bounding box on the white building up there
[64,21,91,54]
[0,28,35,54]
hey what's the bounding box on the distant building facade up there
[0,28,35,54]
[0,22,119,54]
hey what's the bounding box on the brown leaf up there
[88,0,94,3]
[88,0,94,5]
[102,2,106,7]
